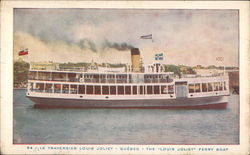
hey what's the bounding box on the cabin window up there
[224,82,227,90]
[110,86,116,95]
[116,75,125,83]
[208,83,213,92]
[219,82,223,91]
[62,84,69,94]
[91,75,97,83]
[29,71,37,80]
[188,84,195,93]
[102,86,109,95]
[70,85,77,94]
[118,86,124,95]
[125,86,131,95]
[94,86,101,95]
[54,84,61,93]
[52,72,66,81]
[35,83,44,92]
[45,83,53,93]
[168,85,174,94]
[94,75,100,83]
[202,83,208,92]
[147,86,153,94]
[161,86,167,94]
[68,73,77,82]
[139,86,144,94]
[86,85,93,94]
[214,82,220,91]
[154,86,160,94]
[195,83,201,93]
[99,75,106,83]
[133,86,137,95]
[37,72,51,80]
[78,85,85,94]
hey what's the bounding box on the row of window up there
[188,82,226,93]
[29,71,170,80]
[29,83,174,95]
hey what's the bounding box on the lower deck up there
[27,95,228,109]
[27,79,229,99]
[26,76,230,109]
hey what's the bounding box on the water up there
[13,89,239,144]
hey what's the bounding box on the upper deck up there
[28,47,227,85]
[28,66,226,85]
[28,69,175,84]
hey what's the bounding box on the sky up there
[14,9,239,67]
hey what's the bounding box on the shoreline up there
[14,88,26,90]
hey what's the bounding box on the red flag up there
[18,49,28,56]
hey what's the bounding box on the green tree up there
[14,61,30,87]
[185,67,196,74]
[164,65,181,77]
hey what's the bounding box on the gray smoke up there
[103,40,134,51]
[77,39,134,52]
[78,39,97,52]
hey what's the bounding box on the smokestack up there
[131,48,141,72]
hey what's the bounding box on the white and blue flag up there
[155,53,164,60]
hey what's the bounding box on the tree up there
[14,61,30,87]
[164,65,181,77]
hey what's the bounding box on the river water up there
[13,89,239,144]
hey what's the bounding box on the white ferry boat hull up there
[27,95,228,109]
[25,47,231,109]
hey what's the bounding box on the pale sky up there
[14,9,239,67]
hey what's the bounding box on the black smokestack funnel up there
[131,48,140,55]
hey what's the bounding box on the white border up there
[1,1,249,154]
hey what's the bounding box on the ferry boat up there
[26,48,230,109]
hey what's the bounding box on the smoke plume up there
[77,39,97,52]
[103,40,134,51]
